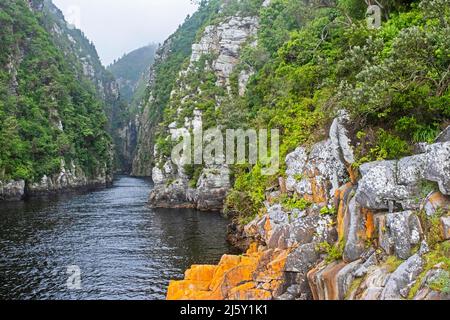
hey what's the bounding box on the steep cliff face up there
[133,0,266,211]
[0,0,114,200]
[37,0,134,172]
[131,0,226,177]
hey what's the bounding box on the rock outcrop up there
[167,119,450,300]
[0,180,26,201]
[0,160,112,201]
[148,12,259,211]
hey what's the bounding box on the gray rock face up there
[190,166,231,211]
[423,142,450,195]
[0,160,111,202]
[356,142,450,210]
[343,197,367,263]
[147,15,259,211]
[285,111,353,204]
[0,180,25,201]
[285,140,348,203]
[190,16,259,89]
[379,211,423,259]
[27,160,112,196]
[435,125,450,142]
[380,242,429,300]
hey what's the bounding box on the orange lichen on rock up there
[166,243,289,300]
[363,208,375,240]
[336,183,354,242]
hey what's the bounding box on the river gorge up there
[0,176,234,300]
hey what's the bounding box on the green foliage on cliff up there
[0,0,112,181]
[225,0,450,221]
[108,44,158,106]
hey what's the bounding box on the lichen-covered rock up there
[412,269,450,300]
[441,217,450,240]
[380,242,429,300]
[377,211,423,259]
[285,140,349,204]
[0,180,25,201]
[423,142,450,195]
[342,197,374,262]
[166,244,288,300]
[356,142,450,211]
[356,160,412,210]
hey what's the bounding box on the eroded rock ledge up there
[0,160,112,201]
[167,121,450,300]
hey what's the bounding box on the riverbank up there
[0,162,113,202]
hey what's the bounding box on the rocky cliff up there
[39,0,136,172]
[167,120,450,300]
[134,1,267,211]
[0,0,115,200]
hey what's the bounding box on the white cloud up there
[52,0,198,65]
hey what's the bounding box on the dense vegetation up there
[108,44,157,107]
[224,0,450,221]
[0,0,112,182]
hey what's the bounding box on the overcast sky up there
[53,0,199,66]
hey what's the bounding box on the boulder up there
[423,142,450,195]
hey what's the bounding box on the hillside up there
[0,0,115,199]
[108,44,157,107]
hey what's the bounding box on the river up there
[0,176,234,300]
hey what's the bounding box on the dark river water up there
[0,176,234,300]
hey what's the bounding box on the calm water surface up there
[0,176,234,300]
